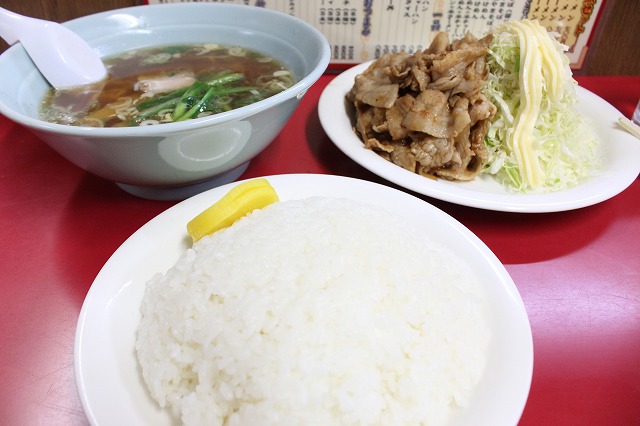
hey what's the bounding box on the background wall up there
[574,0,639,76]
[0,0,637,75]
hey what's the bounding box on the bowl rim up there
[0,3,331,137]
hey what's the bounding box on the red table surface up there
[1,73,639,425]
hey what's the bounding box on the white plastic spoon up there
[0,7,107,88]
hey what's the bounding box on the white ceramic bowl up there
[0,4,330,199]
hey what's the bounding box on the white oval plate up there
[74,174,533,426]
[319,62,640,213]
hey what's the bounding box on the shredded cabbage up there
[481,21,600,192]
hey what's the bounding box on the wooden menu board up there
[145,0,605,70]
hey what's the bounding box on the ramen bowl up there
[0,3,330,199]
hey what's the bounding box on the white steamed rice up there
[136,197,490,425]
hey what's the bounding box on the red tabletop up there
[1,72,639,425]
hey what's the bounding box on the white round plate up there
[74,174,533,426]
[319,62,640,213]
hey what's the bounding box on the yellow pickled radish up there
[187,178,279,242]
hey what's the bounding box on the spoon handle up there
[0,7,28,45]
[0,6,107,88]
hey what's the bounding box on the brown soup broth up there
[39,44,295,127]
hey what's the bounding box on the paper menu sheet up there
[145,0,604,70]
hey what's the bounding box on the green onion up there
[134,97,181,124]
[174,86,258,121]
[171,82,209,120]
[174,86,217,121]
[135,86,189,111]
[133,72,260,124]
[203,71,245,87]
